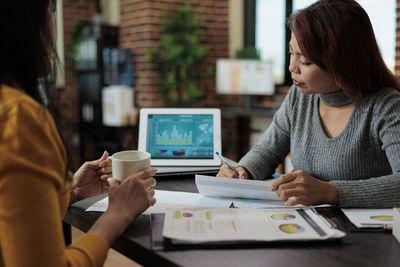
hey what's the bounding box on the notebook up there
[138,108,222,176]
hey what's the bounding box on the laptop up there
[138,108,222,176]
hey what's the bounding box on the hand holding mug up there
[71,151,112,202]
[107,168,157,221]
[89,167,157,245]
[108,150,151,181]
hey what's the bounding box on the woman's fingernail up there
[107,178,112,184]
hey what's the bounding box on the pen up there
[216,152,240,176]
[361,223,393,230]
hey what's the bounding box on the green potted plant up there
[235,46,261,60]
[146,4,209,106]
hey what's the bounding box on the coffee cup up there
[109,150,151,181]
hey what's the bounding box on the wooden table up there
[64,176,400,267]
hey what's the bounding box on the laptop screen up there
[146,114,214,159]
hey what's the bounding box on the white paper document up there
[86,196,109,212]
[86,190,289,213]
[143,190,233,214]
[342,208,394,228]
[85,190,234,213]
[162,208,345,242]
[195,174,280,201]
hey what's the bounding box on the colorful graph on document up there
[271,213,296,220]
[370,215,393,221]
[279,224,305,234]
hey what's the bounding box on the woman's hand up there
[89,168,157,245]
[107,168,157,222]
[270,170,339,206]
[71,151,112,202]
[216,165,249,179]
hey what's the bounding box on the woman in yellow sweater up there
[0,1,156,266]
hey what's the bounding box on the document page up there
[163,208,345,242]
[86,190,233,213]
[85,190,289,213]
[195,174,280,200]
[342,208,394,228]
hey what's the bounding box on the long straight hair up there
[0,0,57,103]
[288,0,400,99]
[0,0,73,172]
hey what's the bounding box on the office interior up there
[42,0,400,266]
[56,0,398,171]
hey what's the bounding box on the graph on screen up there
[157,125,193,145]
[146,114,214,159]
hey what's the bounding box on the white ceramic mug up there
[109,150,151,181]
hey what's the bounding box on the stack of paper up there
[195,174,280,200]
[86,189,289,214]
[86,175,302,214]
[163,207,345,243]
[85,175,347,243]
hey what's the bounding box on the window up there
[356,0,396,71]
[255,0,286,84]
[293,0,317,10]
[254,0,396,85]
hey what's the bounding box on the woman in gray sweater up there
[217,0,400,208]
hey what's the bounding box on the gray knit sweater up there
[238,86,400,208]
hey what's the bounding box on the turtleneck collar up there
[318,90,354,107]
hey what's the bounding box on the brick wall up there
[119,0,242,108]
[59,0,243,166]
[119,0,245,160]
[59,1,400,166]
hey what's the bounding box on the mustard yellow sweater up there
[0,85,108,267]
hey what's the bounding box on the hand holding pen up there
[215,152,249,179]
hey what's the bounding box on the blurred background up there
[53,0,398,170]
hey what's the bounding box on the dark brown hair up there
[0,0,73,172]
[288,0,400,99]
[0,0,56,104]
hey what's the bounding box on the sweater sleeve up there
[0,98,108,267]
[332,90,400,208]
[238,87,293,179]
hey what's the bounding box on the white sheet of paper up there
[86,196,109,212]
[195,174,280,200]
[163,208,345,242]
[143,190,233,214]
[85,190,234,214]
[233,198,303,209]
[342,208,394,228]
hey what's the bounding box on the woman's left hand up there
[270,170,339,206]
[71,151,112,202]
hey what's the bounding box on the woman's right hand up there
[89,168,157,245]
[107,168,157,222]
[216,165,249,179]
